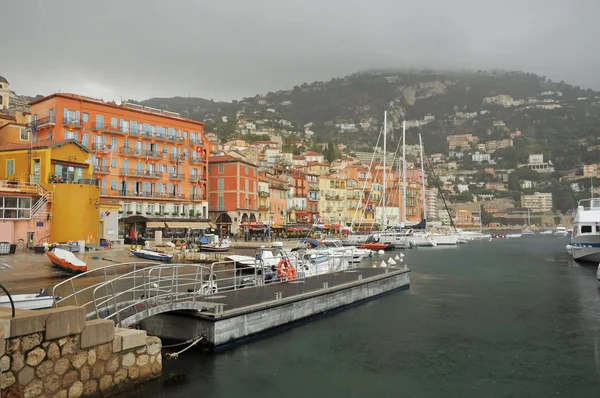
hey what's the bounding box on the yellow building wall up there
[0,143,92,184]
[51,184,100,244]
[0,149,33,180]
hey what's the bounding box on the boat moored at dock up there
[568,198,600,263]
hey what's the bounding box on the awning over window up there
[165,222,190,228]
[147,222,166,228]
[188,222,215,230]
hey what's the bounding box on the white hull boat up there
[507,233,522,239]
[555,226,569,236]
[321,240,367,263]
[540,230,554,235]
[569,199,600,262]
[0,290,55,310]
[431,233,459,245]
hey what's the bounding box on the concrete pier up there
[141,267,410,350]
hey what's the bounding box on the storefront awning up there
[188,222,215,230]
[147,222,166,228]
[165,222,190,228]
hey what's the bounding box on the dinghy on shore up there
[46,247,88,274]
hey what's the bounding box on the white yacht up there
[555,226,569,236]
[430,231,459,245]
[567,199,600,263]
[321,239,367,263]
[522,209,535,235]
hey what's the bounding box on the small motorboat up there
[46,247,88,274]
[507,233,523,239]
[198,234,231,252]
[361,242,393,251]
[0,288,57,310]
[199,245,230,252]
[540,230,554,235]
[130,248,173,262]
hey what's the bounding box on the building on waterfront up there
[320,175,347,225]
[0,76,12,110]
[426,188,438,220]
[0,140,100,245]
[207,154,258,235]
[0,112,30,145]
[306,172,320,223]
[27,93,212,242]
[521,192,553,213]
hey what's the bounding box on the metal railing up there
[52,252,355,326]
[578,198,600,210]
[63,118,82,127]
[28,116,56,128]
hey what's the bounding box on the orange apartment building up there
[28,93,211,240]
[207,154,258,235]
[267,174,289,226]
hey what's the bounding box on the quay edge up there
[140,267,410,350]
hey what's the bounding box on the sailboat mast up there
[402,121,406,223]
[419,133,426,220]
[382,111,387,230]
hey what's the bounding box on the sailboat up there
[361,111,392,251]
[522,209,535,235]
[380,125,435,247]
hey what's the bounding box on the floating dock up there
[140,266,410,350]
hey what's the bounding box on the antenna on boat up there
[402,121,406,224]
[419,133,426,221]
[382,111,387,230]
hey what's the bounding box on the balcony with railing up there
[308,183,319,191]
[258,191,270,197]
[165,135,184,143]
[270,182,289,190]
[189,157,206,164]
[48,174,98,186]
[169,173,185,180]
[189,175,206,183]
[119,147,144,157]
[28,116,56,129]
[63,118,82,128]
[101,189,187,200]
[92,143,105,151]
[93,166,110,174]
[325,194,345,200]
[258,204,270,210]
[190,193,206,202]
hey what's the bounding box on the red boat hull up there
[46,251,88,274]
[360,243,390,251]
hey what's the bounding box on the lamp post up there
[269,212,274,241]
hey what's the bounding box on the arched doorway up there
[216,213,232,236]
[249,213,257,223]
[241,213,249,223]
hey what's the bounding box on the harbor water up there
[129,235,600,397]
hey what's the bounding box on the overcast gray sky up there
[2,0,599,101]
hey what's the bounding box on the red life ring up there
[277,258,297,280]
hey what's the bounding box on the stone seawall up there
[0,306,162,398]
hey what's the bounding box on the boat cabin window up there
[581,225,593,233]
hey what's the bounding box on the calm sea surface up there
[130,236,600,398]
